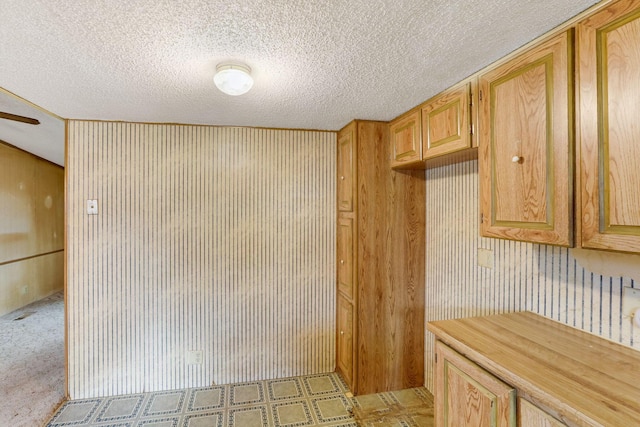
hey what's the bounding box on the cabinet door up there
[390,110,422,168]
[337,216,354,300]
[338,123,356,212]
[337,295,354,389]
[579,0,640,252]
[435,342,515,427]
[422,81,473,159]
[479,31,573,246]
[518,398,565,427]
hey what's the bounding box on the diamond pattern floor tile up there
[45,373,434,426]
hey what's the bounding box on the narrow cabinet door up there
[337,295,354,390]
[422,81,473,159]
[579,0,640,252]
[478,31,573,246]
[337,216,354,300]
[337,122,356,212]
[435,342,516,427]
[390,110,422,167]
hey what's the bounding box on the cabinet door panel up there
[518,398,565,427]
[337,296,354,389]
[338,124,356,212]
[436,342,515,427]
[479,31,573,246]
[423,82,472,159]
[390,110,422,167]
[337,217,354,300]
[579,0,640,252]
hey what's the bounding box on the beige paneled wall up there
[424,159,640,392]
[66,121,336,399]
[0,142,64,315]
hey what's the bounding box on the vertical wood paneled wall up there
[0,142,64,315]
[424,159,640,392]
[67,121,336,399]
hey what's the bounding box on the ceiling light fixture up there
[214,63,254,96]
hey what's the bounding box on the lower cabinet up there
[336,295,354,387]
[435,342,564,427]
[435,342,516,427]
[518,398,565,427]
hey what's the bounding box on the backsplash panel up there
[424,159,640,391]
[67,121,336,399]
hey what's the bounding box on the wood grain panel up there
[436,341,515,427]
[0,141,64,315]
[337,295,354,387]
[337,122,356,212]
[429,312,640,427]
[479,30,573,246]
[66,121,336,398]
[579,0,640,251]
[351,120,425,395]
[422,81,473,159]
[337,216,354,300]
[390,110,423,167]
[519,398,565,427]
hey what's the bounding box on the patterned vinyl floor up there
[45,373,434,426]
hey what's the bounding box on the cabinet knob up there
[340,175,345,180]
[340,259,344,264]
[340,330,345,335]
[512,155,522,163]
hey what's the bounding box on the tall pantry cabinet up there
[336,120,426,395]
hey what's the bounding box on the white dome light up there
[214,63,254,96]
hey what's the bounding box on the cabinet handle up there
[340,330,345,335]
[512,156,522,163]
[340,175,345,180]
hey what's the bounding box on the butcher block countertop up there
[427,311,640,427]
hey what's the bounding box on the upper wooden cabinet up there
[578,0,640,252]
[478,30,574,247]
[422,81,475,159]
[337,122,356,212]
[391,80,477,169]
[390,110,422,168]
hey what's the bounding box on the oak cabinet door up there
[579,0,640,252]
[435,342,516,427]
[518,398,566,427]
[423,81,474,159]
[337,216,354,300]
[337,295,354,389]
[479,31,573,246]
[337,123,356,212]
[390,110,422,167]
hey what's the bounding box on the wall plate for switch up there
[87,199,98,215]
[186,350,203,365]
[622,286,640,317]
[478,248,494,269]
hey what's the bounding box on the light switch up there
[87,199,98,215]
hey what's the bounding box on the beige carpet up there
[0,291,65,427]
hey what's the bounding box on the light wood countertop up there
[427,311,640,427]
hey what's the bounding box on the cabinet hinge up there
[469,92,473,107]
[470,124,474,136]
[479,90,483,101]
[435,353,438,363]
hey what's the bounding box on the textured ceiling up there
[1,0,600,165]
